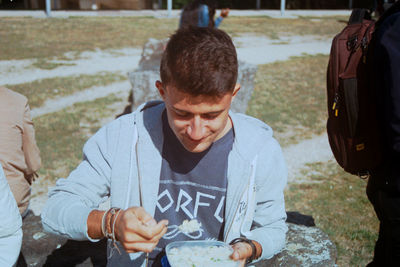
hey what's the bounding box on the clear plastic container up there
[165,240,239,267]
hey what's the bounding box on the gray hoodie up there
[41,102,287,266]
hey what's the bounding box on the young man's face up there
[156,81,240,153]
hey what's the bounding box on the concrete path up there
[0,48,141,86]
[283,134,334,183]
[235,35,331,65]
[30,80,131,118]
[1,35,331,87]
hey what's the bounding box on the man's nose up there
[187,116,206,140]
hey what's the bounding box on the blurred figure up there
[367,1,400,266]
[0,162,22,267]
[0,87,41,217]
[180,0,229,28]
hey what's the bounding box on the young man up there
[42,27,287,266]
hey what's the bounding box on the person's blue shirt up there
[198,4,223,27]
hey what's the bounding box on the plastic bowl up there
[165,240,239,267]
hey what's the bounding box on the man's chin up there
[181,141,211,153]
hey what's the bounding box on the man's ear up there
[155,80,166,99]
[232,84,241,98]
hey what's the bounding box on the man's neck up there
[214,115,233,142]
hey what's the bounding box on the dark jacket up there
[374,5,400,192]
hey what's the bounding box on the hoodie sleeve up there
[249,137,288,260]
[41,120,120,241]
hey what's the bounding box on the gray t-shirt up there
[150,111,234,266]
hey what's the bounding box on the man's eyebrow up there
[204,110,224,115]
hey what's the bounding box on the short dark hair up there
[160,26,238,97]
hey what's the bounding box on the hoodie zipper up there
[135,137,149,267]
[223,164,253,243]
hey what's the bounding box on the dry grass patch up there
[34,94,126,183]
[221,16,346,39]
[246,54,328,146]
[285,161,379,266]
[0,17,178,60]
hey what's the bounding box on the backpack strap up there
[348,8,371,25]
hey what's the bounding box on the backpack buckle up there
[347,35,358,51]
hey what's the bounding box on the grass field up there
[2,15,377,266]
[34,94,124,183]
[7,72,126,108]
[285,161,378,266]
[247,54,328,146]
[0,16,346,60]
[248,54,378,265]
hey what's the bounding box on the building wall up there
[97,0,152,10]
[20,0,152,9]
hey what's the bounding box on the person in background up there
[367,1,400,266]
[0,162,23,267]
[0,87,41,217]
[180,0,229,28]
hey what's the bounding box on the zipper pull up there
[332,94,339,117]
[361,36,368,64]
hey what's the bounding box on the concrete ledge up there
[19,211,336,266]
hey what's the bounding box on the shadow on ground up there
[17,211,107,267]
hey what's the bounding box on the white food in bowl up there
[167,243,238,267]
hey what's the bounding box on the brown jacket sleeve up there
[22,102,41,176]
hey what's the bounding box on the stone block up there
[256,223,337,267]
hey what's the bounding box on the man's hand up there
[87,207,168,254]
[114,207,168,253]
[230,239,262,267]
[230,242,252,267]
[220,8,230,18]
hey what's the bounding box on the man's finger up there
[133,207,154,222]
[123,241,159,253]
[122,222,168,253]
[123,222,168,243]
[133,219,168,240]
